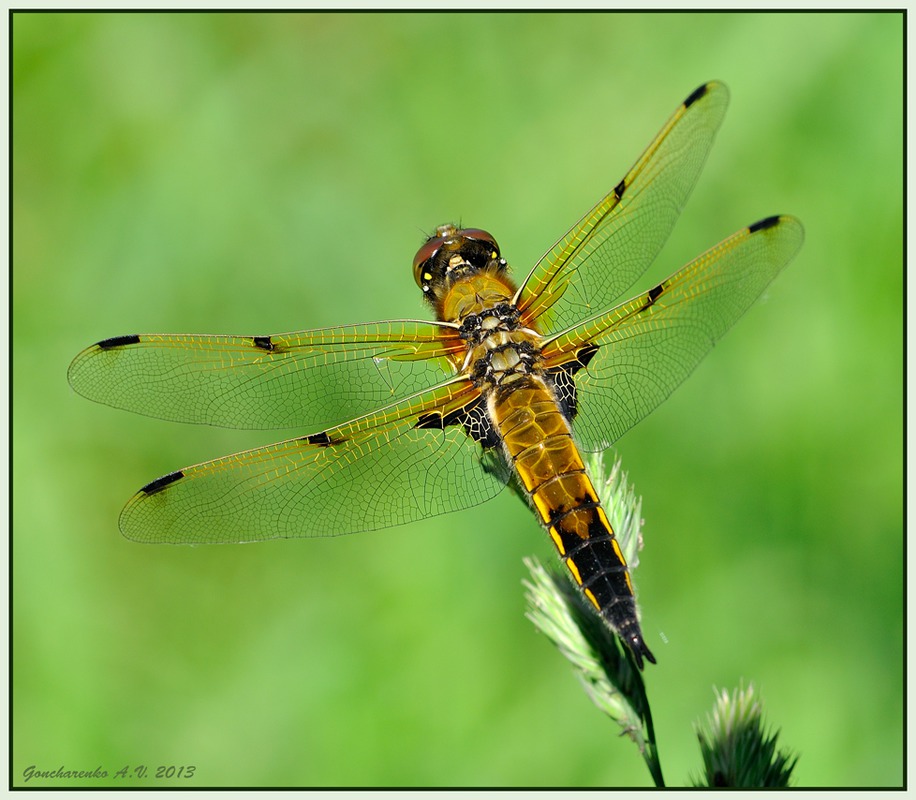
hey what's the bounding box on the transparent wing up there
[68,321,462,430]
[542,216,804,451]
[516,81,730,335]
[119,378,511,543]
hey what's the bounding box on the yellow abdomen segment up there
[490,376,654,667]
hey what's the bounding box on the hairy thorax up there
[442,273,546,396]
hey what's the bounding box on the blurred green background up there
[13,11,902,788]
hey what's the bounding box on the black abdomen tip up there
[627,632,656,670]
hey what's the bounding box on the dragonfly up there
[68,81,803,669]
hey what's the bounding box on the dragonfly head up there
[413,224,507,306]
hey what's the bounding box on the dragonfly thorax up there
[458,303,521,345]
[444,276,542,392]
[469,333,542,391]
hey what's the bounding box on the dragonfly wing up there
[119,378,511,543]
[67,321,460,430]
[516,81,730,334]
[542,215,804,452]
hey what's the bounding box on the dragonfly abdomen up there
[489,376,655,667]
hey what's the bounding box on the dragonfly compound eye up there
[413,228,452,291]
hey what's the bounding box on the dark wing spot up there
[454,402,500,448]
[574,343,599,370]
[97,334,141,349]
[748,215,780,233]
[614,178,626,201]
[548,345,598,420]
[141,470,184,495]
[415,412,445,430]
[640,283,664,312]
[549,368,577,419]
[303,432,345,447]
[253,336,274,351]
[684,82,709,108]
[416,400,498,447]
